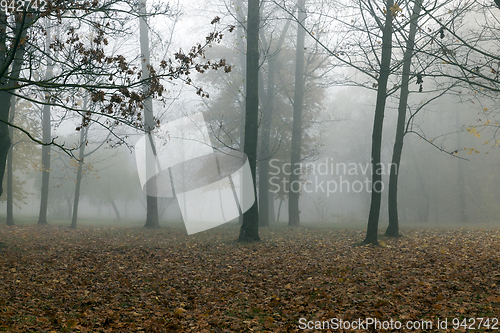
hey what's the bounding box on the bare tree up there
[288,0,306,227]
[139,0,159,228]
[238,0,260,242]
[385,0,422,237]
[0,0,233,216]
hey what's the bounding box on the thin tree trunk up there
[455,110,467,223]
[276,198,283,222]
[66,194,72,220]
[70,117,88,229]
[386,0,421,237]
[238,0,260,242]
[288,0,306,227]
[268,191,275,223]
[6,96,15,226]
[139,0,159,228]
[258,14,292,227]
[110,199,122,221]
[258,61,274,227]
[234,0,247,226]
[364,0,394,245]
[38,25,53,226]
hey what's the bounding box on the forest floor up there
[0,224,499,332]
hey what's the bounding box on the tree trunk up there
[6,97,15,226]
[0,94,11,198]
[234,0,247,227]
[364,0,394,245]
[0,12,30,198]
[455,107,467,223]
[238,0,260,242]
[66,194,72,220]
[386,0,421,237]
[288,0,306,227]
[139,0,159,228]
[258,14,291,227]
[276,198,283,222]
[258,60,274,227]
[70,118,88,229]
[110,199,122,221]
[38,25,53,226]
[268,192,275,223]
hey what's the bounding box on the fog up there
[1,0,499,232]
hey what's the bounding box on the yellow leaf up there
[174,307,185,316]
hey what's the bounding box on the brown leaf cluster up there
[0,225,499,332]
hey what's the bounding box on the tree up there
[70,117,87,229]
[238,0,260,242]
[0,6,32,197]
[363,0,395,245]
[257,7,293,227]
[139,0,159,228]
[83,148,139,221]
[70,97,112,229]
[279,0,464,242]
[288,0,306,227]
[38,22,53,225]
[385,0,422,237]
[5,98,15,226]
[1,98,39,225]
[0,1,233,212]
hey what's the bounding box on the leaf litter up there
[0,225,499,332]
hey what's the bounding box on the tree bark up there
[140,0,159,228]
[238,0,260,242]
[364,0,394,245]
[288,0,306,227]
[386,0,422,237]
[6,96,15,226]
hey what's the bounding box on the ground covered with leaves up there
[0,224,499,332]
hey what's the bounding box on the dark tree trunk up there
[386,0,421,237]
[38,26,53,226]
[0,92,12,199]
[288,0,306,227]
[140,0,159,228]
[238,0,260,242]
[0,12,29,198]
[364,0,394,245]
[6,97,15,226]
